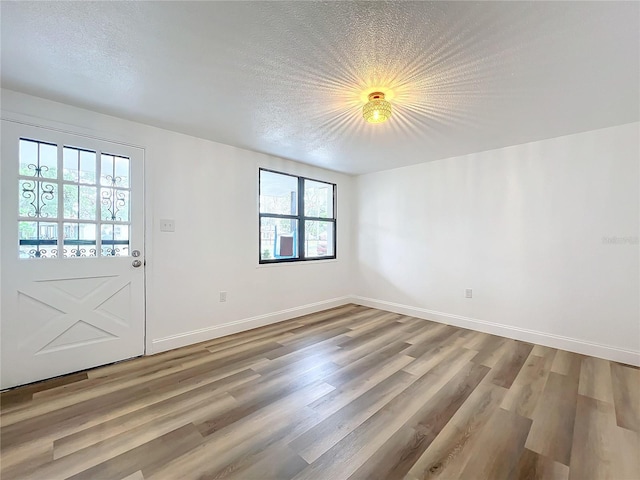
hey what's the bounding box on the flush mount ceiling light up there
[362,91,392,124]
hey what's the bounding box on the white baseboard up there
[150,296,353,354]
[149,294,640,366]
[350,296,640,367]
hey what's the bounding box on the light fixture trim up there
[363,91,392,124]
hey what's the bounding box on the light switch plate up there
[160,219,175,232]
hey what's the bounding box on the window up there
[259,169,336,263]
[18,138,131,259]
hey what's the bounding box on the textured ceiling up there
[1,1,638,175]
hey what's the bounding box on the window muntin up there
[18,138,132,259]
[259,169,336,263]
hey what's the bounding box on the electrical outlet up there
[219,291,227,302]
[465,289,473,299]
[160,219,175,232]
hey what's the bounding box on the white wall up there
[354,123,640,365]
[1,89,355,353]
[3,89,637,366]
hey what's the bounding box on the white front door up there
[1,121,145,389]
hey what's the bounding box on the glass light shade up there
[362,92,392,124]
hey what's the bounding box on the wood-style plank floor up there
[1,304,639,480]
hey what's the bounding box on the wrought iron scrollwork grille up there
[18,139,134,259]
[21,151,57,218]
[21,179,56,218]
[101,185,127,221]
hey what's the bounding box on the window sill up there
[256,258,339,268]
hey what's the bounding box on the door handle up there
[132,259,143,268]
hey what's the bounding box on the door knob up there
[132,259,142,268]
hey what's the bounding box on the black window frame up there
[259,168,337,264]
